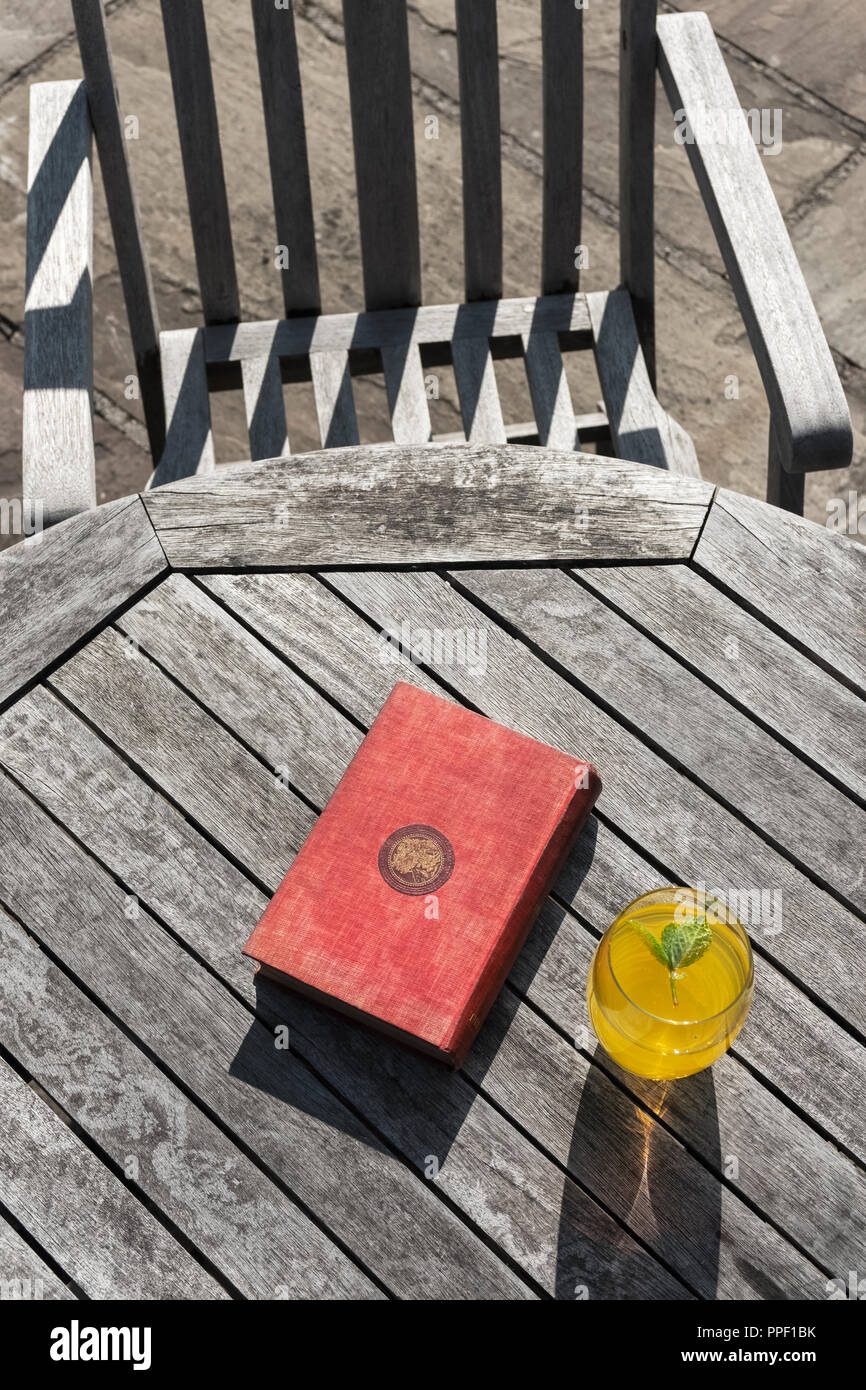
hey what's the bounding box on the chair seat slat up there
[451,338,507,445]
[241,355,290,461]
[310,351,360,448]
[522,330,577,450]
[381,343,432,445]
[150,328,215,488]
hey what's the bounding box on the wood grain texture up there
[451,338,507,445]
[189,573,859,1286]
[619,0,657,387]
[477,566,866,911]
[0,762,528,1301]
[381,342,432,445]
[0,1056,225,1299]
[0,494,166,707]
[342,0,420,311]
[250,0,320,317]
[159,0,238,324]
[71,0,164,459]
[24,80,95,525]
[309,350,360,448]
[587,290,700,476]
[578,562,866,803]
[455,0,502,301]
[657,11,851,476]
[694,488,866,693]
[241,353,290,461]
[141,446,713,569]
[203,293,592,364]
[0,901,379,1300]
[521,329,578,450]
[541,0,582,296]
[151,327,215,486]
[328,569,866,1038]
[0,1214,75,1300]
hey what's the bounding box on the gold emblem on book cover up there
[378,824,455,895]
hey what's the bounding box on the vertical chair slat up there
[150,328,215,488]
[241,355,290,461]
[160,0,239,325]
[71,0,165,460]
[250,0,320,317]
[310,351,360,447]
[342,0,421,311]
[451,339,507,445]
[522,330,577,450]
[455,0,502,301]
[381,343,432,444]
[541,0,583,296]
[619,0,658,388]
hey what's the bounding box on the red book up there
[243,682,601,1067]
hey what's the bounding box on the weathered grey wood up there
[241,353,290,461]
[694,488,866,693]
[433,413,610,448]
[10,677,687,1298]
[194,572,866,1276]
[250,0,320,317]
[0,1214,75,1300]
[473,566,866,911]
[140,447,714,568]
[159,0,238,325]
[767,420,804,514]
[71,0,164,459]
[455,0,502,302]
[342,0,420,311]
[0,763,530,1301]
[24,80,95,526]
[619,0,657,387]
[587,290,701,476]
[577,562,866,803]
[657,11,852,478]
[151,327,215,486]
[0,1056,225,1300]
[0,495,165,707]
[0,902,379,1300]
[117,574,361,803]
[381,342,432,445]
[309,350,360,448]
[541,0,582,296]
[451,339,507,445]
[203,293,592,365]
[521,329,578,450]
[327,569,866,1038]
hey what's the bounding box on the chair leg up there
[767,423,805,515]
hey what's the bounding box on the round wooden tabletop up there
[0,444,863,1300]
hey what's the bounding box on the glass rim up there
[604,886,755,1026]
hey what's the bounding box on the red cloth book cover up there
[243,681,602,1066]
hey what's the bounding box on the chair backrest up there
[71,0,658,459]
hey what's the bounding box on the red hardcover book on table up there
[243,681,602,1067]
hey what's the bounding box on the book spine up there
[440,766,602,1067]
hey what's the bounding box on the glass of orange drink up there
[586,887,754,1080]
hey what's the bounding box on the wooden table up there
[0,444,863,1302]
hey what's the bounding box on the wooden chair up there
[23,0,852,527]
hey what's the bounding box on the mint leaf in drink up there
[631,914,712,1006]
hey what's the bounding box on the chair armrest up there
[656,11,852,477]
[23,80,96,527]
